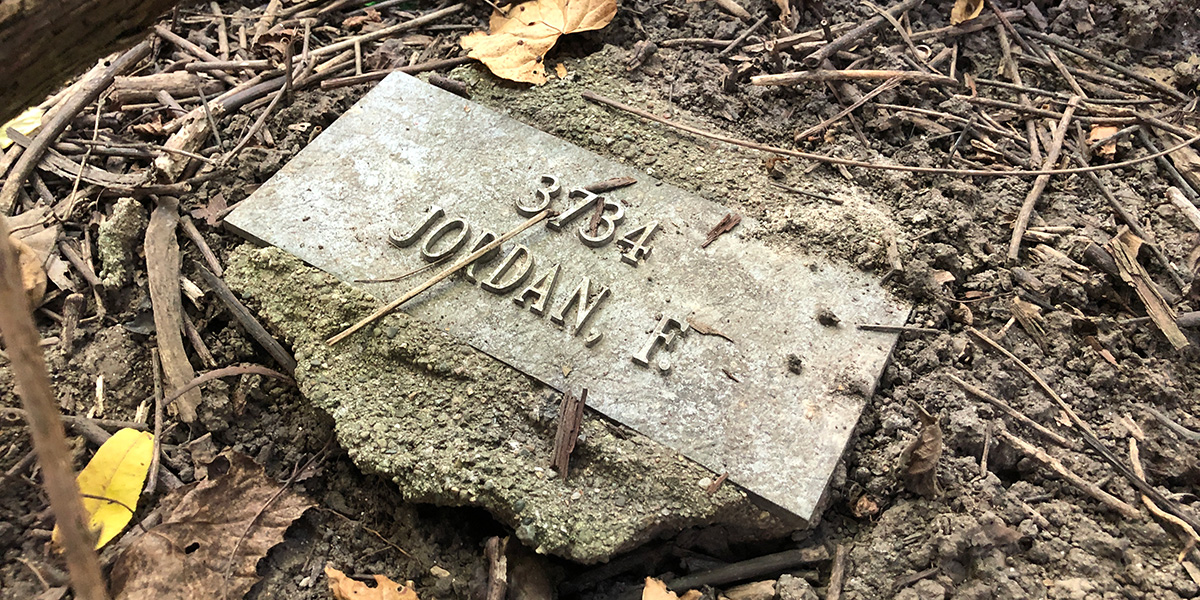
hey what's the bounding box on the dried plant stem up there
[1007,96,1079,262]
[0,217,108,600]
[580,90,1200,178]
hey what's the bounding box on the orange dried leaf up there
[950,0,984,25]
[1088,125,1120,158]
[643,577,701,600]
[555,62,568,78]
[326,565,419,600]
[461,0,617,84]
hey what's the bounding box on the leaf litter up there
[326,565,419,600]
[460,0,617,84]
[109,451,313,600]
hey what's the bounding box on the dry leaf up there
[643,577,702,600]
[190,193,229,227]
[326,565,419,600]
[950,0,984,25]
[460,0,617,84]
[11,235,47,308]
[899,403,942,498]
[52,428,153,549]
[931,270,956,287]
[554,62,568,78]
[344,8,382,30]
[1087,125,1119,158]
[852,494,879,518]
[0,106,44,149]
[110,452,314,600]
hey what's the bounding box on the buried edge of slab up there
[223,72,910,560]
[225,245,792,563]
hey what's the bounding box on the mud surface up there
[2,0,1200,598]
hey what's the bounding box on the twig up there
[193,263,297,374]
[1130,438,1200,545]
[753,69,957,86]
[826,544,848,600]
[665,547,830,591]
[327,210,551,345]
[2,41,151,215]
[146,196,202,422]
[1014,26,1190,102]
[802,0,923,67]
[855,324,941,334]
[1007,96,1079,262]
[144,348,164,497]
[161,364,294,412]
[794,77,902,141]
[945,374,1073,448]
[154,25,239,86]
[195,83,225,152]
[319,56,473,89]
[0,407,148,432]
[579,90,1200,178]
[583,177,637,194]
[0,224,107,600]
[485,536,509,600]
[179,215,223,276]
[718,14,770,58]
[551,389,587,479]
[1143,407,1200,443]
[1074,152,1186,292]
[967,327,1200,533]
[710,0,752,20]
[999,429,1139,518]
[313,3,466,58]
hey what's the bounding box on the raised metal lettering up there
[517,175,561,216]
[617,221,659,265]
[547,188,599,232]
[514,263,561,316]
[549,276,610,335]
[632,315,688,367]
[389,205,443,248]
[420,218,471,261]
[463,231,499,284]
[480,245,534,294]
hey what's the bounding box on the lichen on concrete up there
[97,197,148,289]
[225,244,790,563]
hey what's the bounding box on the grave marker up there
[226,73,910,521]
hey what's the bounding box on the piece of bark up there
[0,0,174,123]
[485,537,509,600]
[551,389,586,479]
[146,196,201,422]
[110,73,223,106]
[1009,296,1048,352]
[1106,230,1188,349]
[899,403,942,498]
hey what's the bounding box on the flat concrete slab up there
[226,73,909,522]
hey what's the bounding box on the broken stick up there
[327,210,551,345]
[1007,96,1080,263]
[552,389,587,479]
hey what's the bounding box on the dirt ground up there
[2,0,1200,598]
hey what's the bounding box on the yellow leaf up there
[326,565,419,600]
[0,106,44,149]
[11,235,47,309]
[555,62,568,78]
[643,577,701,600]
[950,0,984,25]
[461,0,617,84]
[54,428,154,549]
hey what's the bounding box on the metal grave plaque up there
[226,73,910,521]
